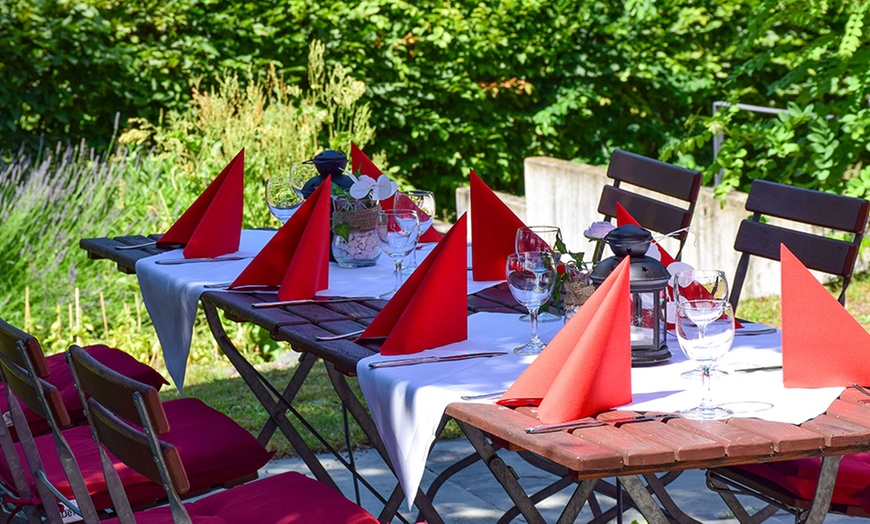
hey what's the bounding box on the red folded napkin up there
[781,244,870,387]
[498,257,632,424]
[229,175,332,300]
[470,170,528,281]
[352,143,442,243]
[357,214,469,356]
[158,149,245,258]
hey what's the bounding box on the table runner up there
[357,314,843,507]
[136,229,502,391]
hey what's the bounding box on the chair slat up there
[745,180,870,233]
[598,186,693,236]
[734,221,860,277]
[607,149,702,202]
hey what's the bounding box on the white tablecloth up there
[356,314,843,508]
[136,229,502,392]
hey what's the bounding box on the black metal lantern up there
[589,224,671,366]
[300,150,356,198]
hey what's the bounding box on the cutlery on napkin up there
[155,256,252,265]
[781,244,870,387]
[356,214,469,356]
[499,257,633,425]
[229,176,332,301]
[368,351,507,369]
[157,149,244,258]
[469,170,529,281]
[526,413,677,434]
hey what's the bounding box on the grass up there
[159,272,870,459]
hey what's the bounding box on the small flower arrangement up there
[331,172,398,245]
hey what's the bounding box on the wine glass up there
[265,177,304,225]
[395,190,436,271]
[675,300,735,420]
[376,209,420,299]
[672,269,729,379]
[506,252,557,355]
[516,226,563,322]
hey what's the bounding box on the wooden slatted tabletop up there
[446,388,870,482]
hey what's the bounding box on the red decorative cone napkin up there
[158,149,245,258]
[470,170,528,281]
[781,244,870,387]
[229,175,332,300]
[499,258,633,424]
[358,214,469,356]
[615,202,676,267]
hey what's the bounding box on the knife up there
[525,413,677,434]
[368,351,508,369]
[252,296,379,308]
[155,256,251,265]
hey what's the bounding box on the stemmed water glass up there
[673,269,729,379]
[265,177,304,225]
[675,300,735,420]
[376,209,420,299]
[506,252,557,355]
[395,190,436,271]
[515,226,563,322]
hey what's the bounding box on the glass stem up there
[393,259,403,292]
[410,243,418,268]
[699,364,714,409]
[528,307,542,344]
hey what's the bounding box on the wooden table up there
[81,234,867,524]
[80,234,525,523]
[444,388,870,524]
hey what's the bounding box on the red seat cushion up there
[735,454,870,513]
[103,472,379,524]
[4,344,168,437]
[0,398,273,511]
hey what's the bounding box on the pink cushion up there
[4,344,168,437]
[735,453,870,512]
[0,398,272,511]
[103,472,378,524]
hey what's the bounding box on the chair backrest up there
[67,344,191,523]
[0,317,50,378]
[594,149,703,262]
[730,179,870,310]
[0,344,99,523]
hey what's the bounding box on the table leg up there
[454,418,547,524]
[619,475,668,524]
[324,362,445,524]
[254,352,317,445]
[202,302,338,490]
[803,455,841,524]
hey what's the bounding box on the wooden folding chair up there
[66,344,379,524]
[729,179,870,311]
[0,316,167,438]
[0,341,275,521]
[593,149,703,262]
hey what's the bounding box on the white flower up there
[349,175,377,199]
[371,175,398,201]
[584,221,616,240]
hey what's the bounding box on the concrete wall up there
[456,156,867,301]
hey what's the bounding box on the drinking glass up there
[376,209,420,299]
[675,300,735,420]
[673,269,729,303]
[395,190,436,271]
[265,177,304,225]
[515,226,563,322]
[506,252,557,355]
[672,269,730,379]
